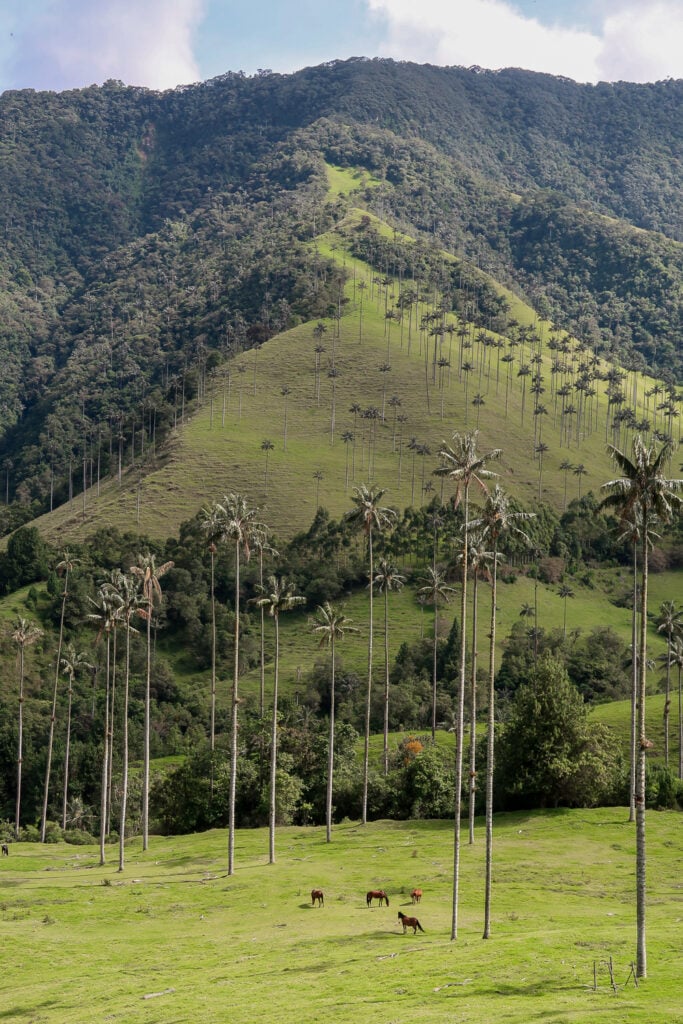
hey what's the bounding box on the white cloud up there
[366,0,683,83]
[9,0,205,92]
[598,3,683,81]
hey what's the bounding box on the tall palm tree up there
[311,602,359,842]
[373,559,406,775]
[260,439,275,494]
[601,435,682,978]
[418,566,455,741]
[252,575,305,863]
[59,644,93,831]
[669,636,683,780]
[558,583,575,639]
[345,484,397,824]
[87,582,121,864]
[114,571,144,872]
[434,432,501,941]
[41,550,79,842]
[130,552,174,851]
[462,532,495,845]
[657,601,683,766]
[560,459,573,511]
[219,493,266,874]
[471,484,534,938]
[11,617,43,838]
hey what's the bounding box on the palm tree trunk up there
[118,616,132,872]
[361,529,374,825]
[431,595,439,741]
[228,542,240,874]
[452,482,470,940]
[99,633,110,866]
[483,545,498,938]
[468,570,479,845]
[268,615,280,864]
[629,543,638,822]
[210,550,217,749]
[142,609,152,851]
[326,636,336,843]
[635,518,648,978]
[61,681,73,830]
[40,567,69,842]
[107,627,118,835]
[383,587,390,775]
[15,647,25,839]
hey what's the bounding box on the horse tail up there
[385,894,390,906]
[417,920,424,932]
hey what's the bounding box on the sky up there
[1,0,682,94]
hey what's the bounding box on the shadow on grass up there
[0,1002,55,1019]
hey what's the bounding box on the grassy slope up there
[23,204,677,547]
[1,811,680,1024]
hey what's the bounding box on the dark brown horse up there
[410,888,422,904]
[398,911,424,933]
[366,889,389,907]
[311,888,324,907]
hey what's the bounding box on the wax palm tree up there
[87,582,121,864]
[560,459,573,511]
[11,617,43,838]
[470,484,534,939]
[418,566,455,741]
[41,550,79,843]
[252,576,305,863]
[535,441,549,500]
[373,559,406,774]
[311,602,359,842]
[280,386,291,450]
[558,583,575,639]
[59,644,93,831]
[669,636,683,779]
[345,484,397,824]
[462,532,495,845]
[573,463,588,499]
[114,571,144,872]
[657,601,683,766]
[434,431,500,940]
[601,435,683,978]
[219,493,267,874]
[130,552,174,850]
[260,439,275,495]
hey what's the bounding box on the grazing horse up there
[410,888,422,904]
[398,911,424,933]
[1,844,8,856]
[366,889,389,907]
[311,889,324,907]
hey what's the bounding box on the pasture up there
[1,810,681,1023]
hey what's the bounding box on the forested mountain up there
[0,59,682,520]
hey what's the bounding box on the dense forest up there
[0,60,682,520]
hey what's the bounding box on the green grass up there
[1,811,680,1023]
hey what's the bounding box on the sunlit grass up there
[0,811,680,1024]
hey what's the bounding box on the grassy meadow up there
[1,811,681,1024]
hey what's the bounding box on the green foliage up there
[496,653,626,808]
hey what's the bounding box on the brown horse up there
[366,889,389,907]
[410,888,422,904]
[398,911,424,933]
[311,889,324,907]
